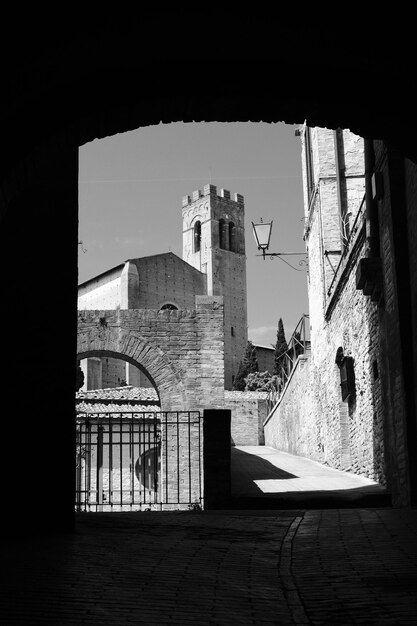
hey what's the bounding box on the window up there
[194,220,201,252]
[160,303,178,310]
[229,222,236,252]
[339,356,355,401]
[219,218,226,249]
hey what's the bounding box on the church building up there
[78,184,248,391]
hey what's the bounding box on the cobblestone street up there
[1,507,417,625]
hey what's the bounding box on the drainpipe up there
[333,130,345,246]
[364,138,380,257]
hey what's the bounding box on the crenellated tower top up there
[182,184,244,208]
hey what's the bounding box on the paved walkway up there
[1,507,417,625]
[231,446,390,507]
[0,447,413,625]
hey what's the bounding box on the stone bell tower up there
[182,183,248,390]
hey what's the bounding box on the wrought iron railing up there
[266,314,310,415]
[75,411,202,512]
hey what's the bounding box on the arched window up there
[160,303,178,310]
[194,220,201,252]
[219,218,226,249]
[229,222,236,252]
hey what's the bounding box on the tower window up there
[229,222,236,252]
[219,219,227,250]
[231,326,234,336]
[194,221,201,253]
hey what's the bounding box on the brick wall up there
[372,143,417,505]
[265,232,385,483]
[264,356,317,459]
[182,186,248,389]
[267,127,384,484]
[77,296,225,413]
[225,391,267,445]
[132,252,207,310]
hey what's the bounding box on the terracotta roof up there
[76,386,159,403]
[76,386,160,416]
[76,401,160,417]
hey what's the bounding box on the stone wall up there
[225,391,267,445]
[254,345,275,373]
[182,185,248,389]
[78,264,125,310]
[265,127,385,485]
[77,296,225,412]
[265,225,385,484]
[264,356,316,458]
[131,253,207,310]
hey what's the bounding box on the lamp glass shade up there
[252,221,273,250]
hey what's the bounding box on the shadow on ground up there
[230,447,391,509]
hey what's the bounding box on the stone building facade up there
[182,184,248,390]
[253,345,275,374]
[77,297,225,412]
[265,126,385,484]
[78,185,248,391]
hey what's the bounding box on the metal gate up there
[75,411,202,512]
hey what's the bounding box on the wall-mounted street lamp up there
[251,219,308,271]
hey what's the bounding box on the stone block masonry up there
[268,126,385,486]
[77,296,225,413]
[265,229,385,484]
[225,391,267,445]
[182,184,248,389]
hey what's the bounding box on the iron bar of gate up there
[75,411,202,512]
[165,412,168,504]
[129,419,133,509]
[177,412,180,504]
[188,411,191,503]
[97,424,103,512]
[109,414,113,510]
[266,314,311,415]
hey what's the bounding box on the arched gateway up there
[77,295,225,412]
[76,296,226,511]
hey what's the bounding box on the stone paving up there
[0,448,414,624]
[230,446,390,509]
[1,507,417,625]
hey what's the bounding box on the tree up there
[233,340,259,390]
[245,370,275,392]
[273,318,288,375]
[76,363,85,391]
[233,360,247,391]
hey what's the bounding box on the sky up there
[78,122,309,348]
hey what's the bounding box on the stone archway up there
[2,15,417,532]
[77,298,225,412]
[77,341,184,411]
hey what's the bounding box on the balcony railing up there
[266,314,310,415]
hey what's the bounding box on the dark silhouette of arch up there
[2,15,417,532]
